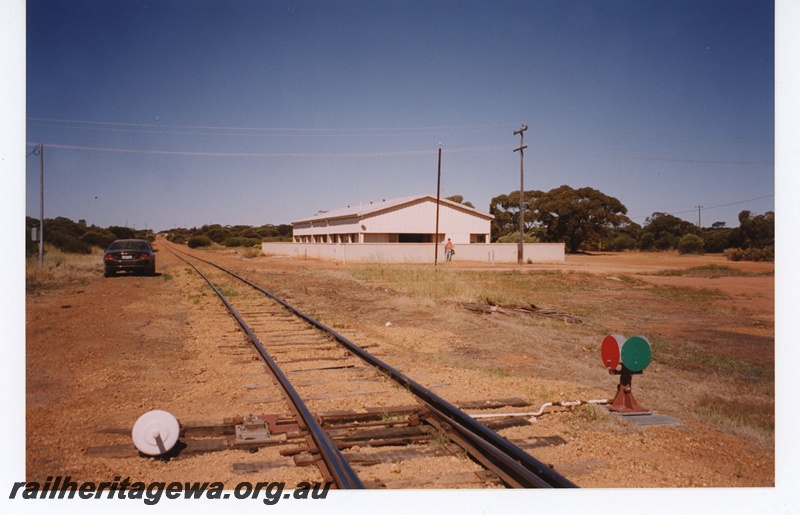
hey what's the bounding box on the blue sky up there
[24,0,775,232]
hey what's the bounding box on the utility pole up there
[513,124,528,264]
[38,144,44,268]
[696,205,703,228]
[435,143,442,266]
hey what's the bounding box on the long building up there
[291,194,493,245]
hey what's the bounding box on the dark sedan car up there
[103,239,158,277]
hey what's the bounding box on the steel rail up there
[172,246,577,488]
[168,248,364,489]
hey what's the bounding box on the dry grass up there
[349,265,587,305]
[228,247,263,259]
[694,394,774,448]
[25,246,103,294]
[564,403,628,433]
[346,262,775,447]
[648,284,726,304]
[650,265,750,278]
[27,249,774,450]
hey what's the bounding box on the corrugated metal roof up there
[292,194,492,224]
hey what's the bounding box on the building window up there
[398,233,432,243]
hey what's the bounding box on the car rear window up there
[108,240,150,251]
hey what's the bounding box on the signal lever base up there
[607,369,650,414]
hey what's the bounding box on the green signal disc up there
[620,336,652,372]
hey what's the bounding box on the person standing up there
[444,238,454,262]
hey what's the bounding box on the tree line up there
[26,185,773,261]
[24,217,292,256]
[164,224,292,248]
[486,185,773,260]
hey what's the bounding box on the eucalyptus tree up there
[532,185,631,253]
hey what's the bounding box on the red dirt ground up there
[20,246,783,511]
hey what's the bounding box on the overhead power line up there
[28,142,509,158]
[701,194,774,211]
[27,139,773,166]
[27,117,507,135]
[28,117,773,165]
[628,194,774,221]
[535,143,774,166]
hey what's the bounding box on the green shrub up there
[655,234,678,250]
[108,226,135,240]
[724,246,774,262]
[61,239,91,254]
[205,227,232,243]
[607,233,637,251]
[638,232,656,251]
[496,231,539,243]
[167,233,187,244]
[187,235,213,248]
[678,234,705,255]
[223,237,260,247]
[80,231,115,249]
[223,237,243,247]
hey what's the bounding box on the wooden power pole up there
[38,144,44,268]
[513,124,528,263]
[435,143,442,266]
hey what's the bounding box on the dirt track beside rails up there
[25,243,775,489]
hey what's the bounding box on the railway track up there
[148,242,577,489]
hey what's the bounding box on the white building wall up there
[262,242,565,264]
[362,200,488,244]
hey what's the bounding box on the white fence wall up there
[261,242,565,264]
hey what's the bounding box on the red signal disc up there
[601,334,625,371]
